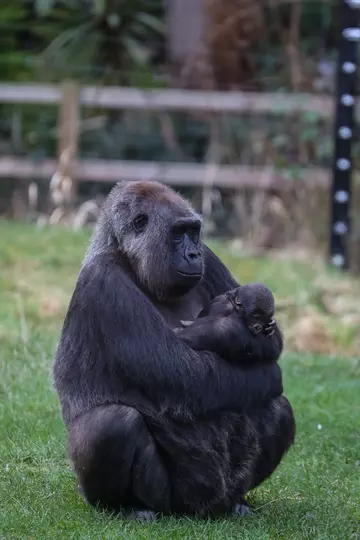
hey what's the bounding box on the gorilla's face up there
[108,181,204,300]
[168,216,203,286]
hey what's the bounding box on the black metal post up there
[329,0,360,270]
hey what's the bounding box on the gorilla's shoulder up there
[75,251,130,299]
[201,245,239,297]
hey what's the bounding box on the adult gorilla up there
[53,180,295,519]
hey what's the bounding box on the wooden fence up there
[1,82,359,190]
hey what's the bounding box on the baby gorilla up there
[175,283,282,366]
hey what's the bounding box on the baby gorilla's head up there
[226,283,275,336]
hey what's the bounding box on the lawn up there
[0,220,359,540]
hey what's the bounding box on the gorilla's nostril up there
[185,247,200,261]
[188,252,199,260]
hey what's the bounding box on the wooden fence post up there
[54,80,79,209]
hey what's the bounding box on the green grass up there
[1,221,360,539]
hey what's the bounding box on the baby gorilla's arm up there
[174,291,237,354]
[174,313,259,365]
[174,316,225,354]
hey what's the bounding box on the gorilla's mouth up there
[176,271,202,278]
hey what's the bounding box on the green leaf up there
[136,12,165,34]
[122,37,150,65]
[92,0,106,16]
[300,127,319,142]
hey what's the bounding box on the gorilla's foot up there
[116,507,157,522]
[232,500,252,517]
[132,510,157,522]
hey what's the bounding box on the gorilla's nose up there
[185,248,201,262]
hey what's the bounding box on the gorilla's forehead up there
[241,284,275,313]
[125,181,196,219]
[130,181,169,199]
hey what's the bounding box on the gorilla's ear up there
[180,320,194,328]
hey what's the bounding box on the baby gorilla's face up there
[225,284,276,337]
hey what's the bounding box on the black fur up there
[52,180,295,518]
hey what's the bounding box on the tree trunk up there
[165,0,213,89]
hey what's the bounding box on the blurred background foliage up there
[0,0,340,163]
[0,1,338,87]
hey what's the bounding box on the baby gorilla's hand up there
[173,326,186,335]
[264,317,277,337]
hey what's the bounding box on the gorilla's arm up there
[54,255,283,423]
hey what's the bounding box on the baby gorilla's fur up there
[174,283,283,366]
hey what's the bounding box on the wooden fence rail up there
[2,156,360,189]
[0,82,353,189]
[0,82,354,117]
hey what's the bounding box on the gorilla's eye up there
[173,231,184,244]
[133,213,148,233]
[252,322,263,334]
